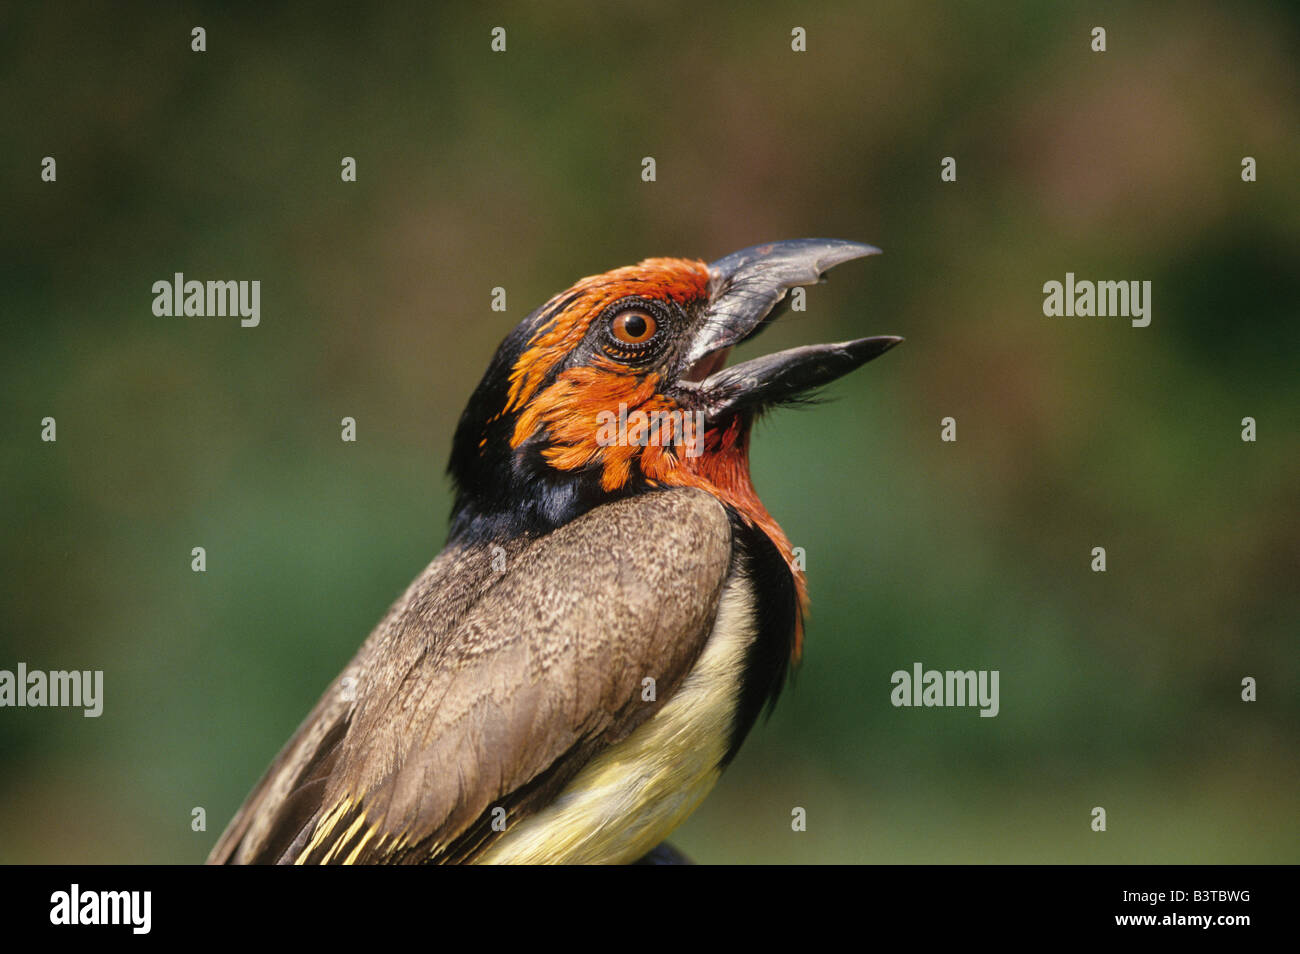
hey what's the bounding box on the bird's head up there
[449,238,900,623]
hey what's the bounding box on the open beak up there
[682,239,902,420]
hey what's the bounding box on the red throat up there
[652,418,809,657]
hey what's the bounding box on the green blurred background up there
[2,2,1297,863]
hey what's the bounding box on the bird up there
[207,238,901,864]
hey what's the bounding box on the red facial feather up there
[504,259,711,416]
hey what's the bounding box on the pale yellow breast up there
[477,569,756,864]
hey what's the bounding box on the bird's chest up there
[476,565,759,865]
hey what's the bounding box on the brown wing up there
[208,487,733,864]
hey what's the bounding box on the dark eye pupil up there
[623,314,647,338]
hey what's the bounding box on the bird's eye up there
[610,309,657,345]
[599,298,670,363]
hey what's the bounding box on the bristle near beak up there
[681,347,732,384]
